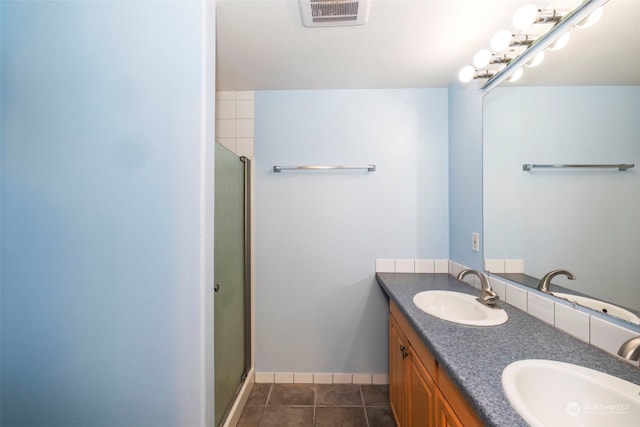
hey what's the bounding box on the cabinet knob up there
[400,345,408,358]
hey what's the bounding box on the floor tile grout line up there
[258,384,272,427]
[313,386,318,427]
[360,385,371,427]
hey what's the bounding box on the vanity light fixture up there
[507,68,523,82]
[525,51,545,68]
[576,6,603,28]
[548,31,570,51]
[513,4,568,30]
[458,66,497,83]
[458,0,610,88]
[473,49,493,68]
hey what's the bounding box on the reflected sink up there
[502,359,640,427]
[412,290,508,326]
[553,292,640,325]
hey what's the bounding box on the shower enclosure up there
[214,142,251,426]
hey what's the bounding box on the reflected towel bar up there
[273,164,376,173]
[522,163,635,172]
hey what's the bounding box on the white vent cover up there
[298,0,371,27]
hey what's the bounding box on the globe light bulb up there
[548,32,570,51]
[491,30,513,52]
[526,51,544,68]
[473,49,492,68]
[458,66,476,83]
[513,4,538,30]
[577,7,603,29]
[508,68,523,82]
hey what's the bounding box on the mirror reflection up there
[482,0,640,323]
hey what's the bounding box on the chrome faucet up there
[617,336,640,362]
[457,269,499,307]
[537,269,576,294]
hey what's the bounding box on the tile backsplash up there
[375,258,449,274]
[376,258,639,366]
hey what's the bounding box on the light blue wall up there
[1,2,215,426]
[254,89,449,373]
[484,86,640,309]
[447,83,484,270]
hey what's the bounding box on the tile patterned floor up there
[237,383,396,427]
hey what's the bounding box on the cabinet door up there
[435,390,464,427]
[389,316,408,427]
[409,353,436,427]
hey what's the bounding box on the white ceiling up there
[216,0,640,90]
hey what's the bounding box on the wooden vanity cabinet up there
[389,302,483,427]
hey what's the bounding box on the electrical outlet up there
[471,232,480,252]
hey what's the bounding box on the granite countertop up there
[376,272,640,427]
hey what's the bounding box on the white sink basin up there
[412,290,508,326]
[553,292,640,325]
[502,359,640,427]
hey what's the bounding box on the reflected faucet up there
[537,270,576,294]
[457,269,499,307]
[617,336,640,362]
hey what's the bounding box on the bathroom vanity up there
[389,300,482,426]
[377,272,640,427]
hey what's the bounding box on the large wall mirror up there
[483,0,640,325]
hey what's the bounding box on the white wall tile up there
[527,291,554,325]
[395,259,415,273]
[372,374,389,385]
[236,119,254,138]
[216,119,236,138]
[414,259,435,273]
[488,277,506,301]
[236,138,254,158]
[237,100,255,119]
[236,91,254,100]
[274,372,294,383]
[216,91,236,100]
[505,259,524,273]
[448,261,464,277]
[505,284,528,311]
[375,259,395,273]
[352,374,372,384]
[294,373,314,384]
[332,374,352,384]
[216,100,237,119]
[255,372,274,383]
[555,303,590,342]
[590,316,638,356]
[313,373,333,384]
[434,259,448,273]
[484,259,505,273]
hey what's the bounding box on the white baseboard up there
[222,368,255,427]
[254,372,388,385]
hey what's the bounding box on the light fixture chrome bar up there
[482,0,610,91]
[273,164,376,173]
[523,163,634,171]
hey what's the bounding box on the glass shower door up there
[214,142,248,426]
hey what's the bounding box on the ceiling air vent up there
[298,0,371,27]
